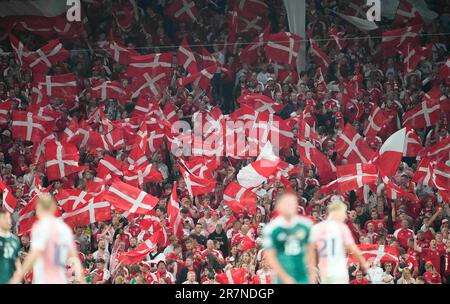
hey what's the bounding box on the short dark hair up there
[96,258,105,264]
[181,207,189,214]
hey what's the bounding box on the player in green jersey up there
[0,210,21,284]
[263,192,314,284]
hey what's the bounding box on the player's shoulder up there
[292,215,314,228]
[262,216,285,234]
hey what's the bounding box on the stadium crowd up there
[0,0,449,284]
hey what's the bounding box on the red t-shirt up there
[423,271,441,284]
[421,248,445,273]
[350,279,369,284]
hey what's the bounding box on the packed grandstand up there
[0,0,449,284]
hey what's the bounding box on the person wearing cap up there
[349,271,369,284]
[423,261,442,284]
[440,218,449,231]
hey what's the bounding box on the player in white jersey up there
[11,193,85,284]
[308,196,369,284]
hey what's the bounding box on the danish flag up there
[127,52,173,76]
[123,163,163,187]
[62,195,111,228]
[382,23,423,51]
[239,26,269,65]
[412,158,433,187]
[128,70,169,99]
[430,161,450,191]
[108,39,139,65]
[382,177,418,201]
[335,124,375,164]
[97,155,127,179]
[417,137,450,162]
[23,39,69,73]
[91,80,126,101]
[403,127,423,157]
[374,128,406,177]
[402,99,441,129]
[394,0,422,25]
[401,43,432,73]
[309,37,331,73]
[328,26,346,50]
[298,140,336,184]
[352,244,399,265]
[9,33,31,65]
[0,178,18,214]
[336,163,379,193]
[216,268,247,284]
[33,73,78,99]
[237,142,280,188]
[237,94,284,114]
[165,0,198,23]
[231,0,269,17]
[167,183,183,239]
[265,32,301,66]
[117,226,164,265]
[363,104,388,137]
[55,189,94,212]
[177,38,198,74]
[223,182,257,215]
[103,180,158,215]
[238,15,265,33]
[177,64,218,90]
[11,111,50,143]
[162,102,178,124]
[44,139,85,181]
[179,161,216,197]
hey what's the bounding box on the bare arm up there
[265,249,295,284]
[9,249,43,283]
[68,249,86,284]
[307,243,318,284]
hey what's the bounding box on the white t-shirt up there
[310,219,355,281]
[367,266,384,284]
[30,217,75,284]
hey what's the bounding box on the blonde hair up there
[37,193,57,211]
[327,200,347,215]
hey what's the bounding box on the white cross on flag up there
[352,244,399,265]
[55,189,94,212]
[298,140,336,184]
[373,128,406,177]
[402,98,441,129]
[0,177,19,214]
[127,52,174,77]
[335,124,375,164]
[400,43,432,73]
[363,104,389,137]
[237,93,284,114]
[177,64,219,90]
[167,182,183,239]
[430,161,450,191]
[44,139,85,181]
[11,110,50,143]
[239,26,269,65]
[9,33,31,65]
[177,38,199,75]
[382,177,418,201]
[123,163,163,187]
[237,141,280,188]
[265,32,301,66]
[108,39,139,65]
[336,163,379,193]
[223,181,257,215]
[128,70,169,99]
[165,0,198,23]
[33,73,78,99]
[309,36,331,73]
[179,161,216,197]
[62,195,111,228]
[417,137,450,162]
[382,23,423,55]
[403,127,423,157]
[230,0,269,18]
[412,158,433,187]
[23,39,69,73]
[91,80,126,101]
[103,179,159,215]
[216,268,247,284]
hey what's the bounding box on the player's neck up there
[0,229,10,237]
